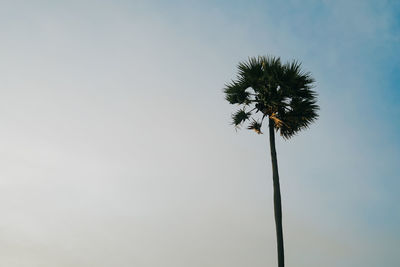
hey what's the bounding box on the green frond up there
[224,80,250,104]
[278,98,319,139]
[281,61,315,95]
[237,57,264,90]
[261,56,283,77]
[231,109,252,127]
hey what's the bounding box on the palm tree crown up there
[224,56,319,138]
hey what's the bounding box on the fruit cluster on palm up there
[224,56,319,267]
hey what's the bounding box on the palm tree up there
[224,56,319,267]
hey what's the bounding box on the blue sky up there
[0,1,399,266]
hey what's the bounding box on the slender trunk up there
[268,118,284,267]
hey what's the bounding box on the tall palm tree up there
[224,56,319,267]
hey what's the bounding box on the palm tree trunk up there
[268,118,284,267]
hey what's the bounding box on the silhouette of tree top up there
[224,56,319,138]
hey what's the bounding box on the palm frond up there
[247,119,263,134]
[231,109,252,127]
[278,98,319,138]
[224,80,250,105]
[237,57,264,91]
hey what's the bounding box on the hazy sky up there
[1,0,399,266]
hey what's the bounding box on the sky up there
[0,0,399,266]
